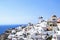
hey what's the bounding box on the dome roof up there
[52,15,57,17]
[38,16,43,19]
[57,18,60,23]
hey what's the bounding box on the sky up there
[0,0,60,25]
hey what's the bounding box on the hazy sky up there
[0,0,60,25]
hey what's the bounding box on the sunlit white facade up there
[3,15,60,40]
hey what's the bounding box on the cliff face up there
[0,33,9,40]
[0,29,12,40]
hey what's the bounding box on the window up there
[50,24,52,26]
[53,19,56,20]
[53,24,57,26]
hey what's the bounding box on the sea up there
[0,24,27,34]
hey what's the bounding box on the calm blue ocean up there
[0,24,27,34]
[0,25,19,34]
